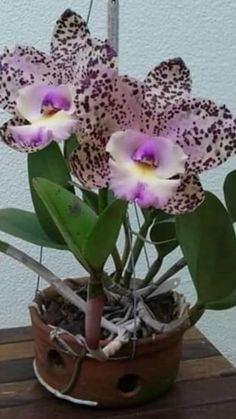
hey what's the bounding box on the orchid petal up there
[145,58,191,97]
[0,111,77,152]
[159,97,236,173]
[51,9,117,84]
[33,111,77,142]
[0,118,52,152]
[70,142,110,188]
[106,74,142,131]
[153,136,187,178]
[108,159,180,208]
[162,172,205,214]
[106,130,147,161]
[0,46,60,114]
[75,71,142,149]
[142,58,191,134]
[107,130,187,178]
[0,116,28,151]
[16,84,76,122]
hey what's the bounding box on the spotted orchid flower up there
[71,58,236,214]
[70,72,142,187]
[106,130,187,208]
[7,84,77,150]
[0,9,116,151]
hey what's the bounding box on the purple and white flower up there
[106,130,187,208]
[71,58,236,213]
[0,9,116,151]
[8,83,77,150]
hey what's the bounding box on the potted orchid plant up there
[1,8,236,408]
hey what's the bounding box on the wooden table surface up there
[0,326,236,419]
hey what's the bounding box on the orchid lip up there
[41,92,71,113]
[15,83,76,124]
[132,155,158,167]
[107,129,188,209]
[132,141,159,167]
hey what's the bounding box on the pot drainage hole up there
[117,374,142,397]
[47,349,65,368]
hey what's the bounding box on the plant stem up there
[0,240,117,334]
[111,246,123,280]
[154,257,186,287]
[141,257,163,287]
[98,187,122,280]
[120,219,130,276]
[98,188,108,213]
[86,280,106,351]
[123,217,152,286]
[188,302,205,326]
[140,257,186,298]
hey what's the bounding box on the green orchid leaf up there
[224,170,236,222]
[141,208,151,222]
[28,142,74,244]
[156,210,175,223]
[107,189,116,205]
[82,188,115,215]
[176,191,236,304]
[82,189,99,214]
[206,288,236,310]
[83,199,127,270]
[33,178,97,266]
[150,220,178,258]
[142,208,174,224]
[0,208,67,250]
[64,134,78,162]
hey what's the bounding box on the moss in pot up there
[0,7,236,409]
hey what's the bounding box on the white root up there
[138,293,190,334]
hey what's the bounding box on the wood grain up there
[0,327,32,344]
[0,341,34,361]
[0,326,235,418]
[177,355,235,381]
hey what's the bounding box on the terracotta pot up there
[29,283,187,408]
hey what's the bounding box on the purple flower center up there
[41,92,71,115]
[132,140,158,167]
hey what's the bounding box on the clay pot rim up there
[30,279,189,353]
[30,303,187,353]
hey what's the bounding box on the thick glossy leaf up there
[28,142,74,244]
[83,200,127,270]
[142,208,174,223]
[0,208,67,249]
[176,192,236,304]
[141,208,151,221]
[107,189,116,205]
[82,189,99,213]
[156,210,175,223]
[150,221,178,258]
[82,188,115,215]
[33,178,97,264]
[224,170,236,222]
[64,134,78,161]
[206,288,236,310]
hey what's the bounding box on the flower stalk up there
[141,257,163,287]
[123,214,153,285]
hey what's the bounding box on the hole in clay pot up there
[47,349,65,368]
[117,374,142,397]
